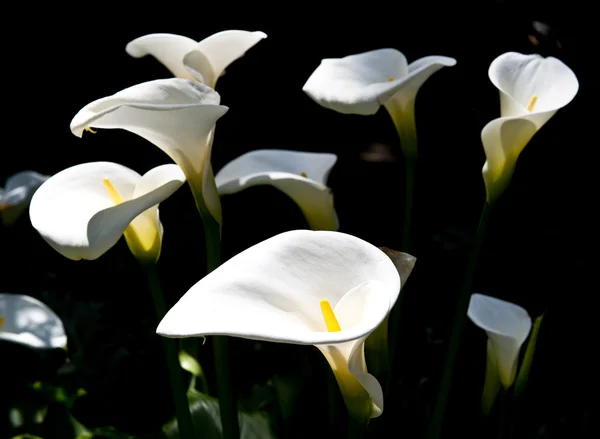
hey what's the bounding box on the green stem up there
[347,416,367,439]
[384,99,417,253]
[201,204,222,274]
[402,155,417,254]
[428,200,493,439]
[213,335,239,439]
[199,203,240,439]
[144,264,195,439]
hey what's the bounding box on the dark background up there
[1,1,595,438]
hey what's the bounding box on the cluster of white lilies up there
[1,28,578,438]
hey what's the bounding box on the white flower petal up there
[481,117,538,204]
[468,293,532,389]
[317,335,381,420]
[303,50,456,118]
[0,294,67,349]
[215,150,339,230]
[70,78,228,222]
[348,338,384,417]
[482,52,578,203]
[133,163,187,198]
[157,230,400,345]
[191,30,267,86]
[303,49,408,115]
[126,31,266,88]
[327,281,389,417]
[0,171,49,226]
[385,55,457,117]
[125,164,187,261]
[29,162,184,261]
[488,52,579,118]
[181,50,216,86]
[126,33,198,80]
[216,150,336,186]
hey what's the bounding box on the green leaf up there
[74,430,135,439]
[508,311,546,439]
[163,390,276,439]
[514,311,545,398]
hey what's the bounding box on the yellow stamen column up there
[527,95,538,112]
[320,300,341,332]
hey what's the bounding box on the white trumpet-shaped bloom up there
[0,294,67,349]
[29,162,185,263]
[0,171,48,226]
[215,150,339,230]
[126,30,267,88]
[303,49,456,156]
[482,52,578,203]
[70,78,228,224]
[157,230,401,421]
[468,293,532,391]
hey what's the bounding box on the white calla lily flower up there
[468,293,532,411]
[303,49,456,156]
[215,150,339,230]
[0,293,67,349]
[70,78,228,224]
[126,30,267,88]
[482,52,578,203]
[29,162,185,263]
[0,171,48,226]
[157,230,401,421]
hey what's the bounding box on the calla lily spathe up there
[70,78,228,225]
[215,149,339,230]
[157,230,401,422]
[467,293,532,414]
[0,171,48,226]
[0,293,67,349]
[29,162,185,263]
[482,52,578,203]
[303,49,456,156]
[126,30,267,88]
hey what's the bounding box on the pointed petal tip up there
[70,122,85,138]
[124,40,143,57]
[443,56,458,66]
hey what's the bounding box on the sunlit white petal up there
[29,162,185,261]
[157,230,401,419]
[70,78,228,223]
[126,34,198,80]
[126,30,267,88]
[482,52,578,203]
[215,150,339,230]
[303,49,455,157]
[302,49,455,116]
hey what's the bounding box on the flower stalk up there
[144,264,195,439]
[429,200,493,439]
